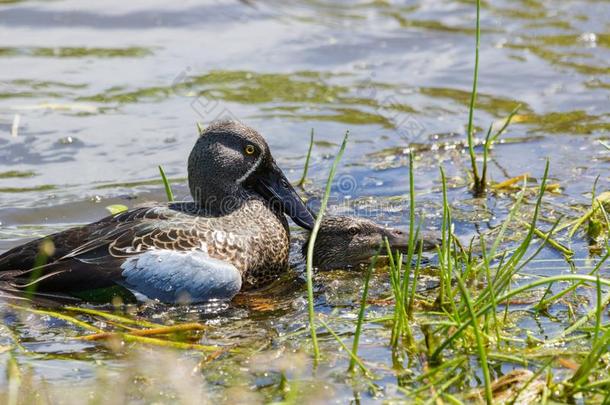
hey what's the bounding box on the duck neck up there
[189,177,251,215]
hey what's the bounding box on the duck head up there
[188,121,315,229]
[306,216,441,270]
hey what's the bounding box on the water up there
[0,0,609,403]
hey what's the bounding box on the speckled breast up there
[204,198,291,290]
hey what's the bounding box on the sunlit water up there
[0,0,609,403]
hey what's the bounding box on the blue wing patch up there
[120,250,242,303]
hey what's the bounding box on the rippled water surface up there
[0,0,609,403]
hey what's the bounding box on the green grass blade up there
[520,219,573,257]
[401,153,417,306]
[570,327,610,391]
[348,247,380,373]
[466,0,482,192]
[594,275,602,347]
[319,319,372,377]
[481,104,522,190]
[535,251,608,312]
[298,128,314,187]
[551,289,610,342]
[408,227,424,318]
[305,130,349,361]
[480,237,500,346]
[454,272,493,404]
[158,165,174,202]
[64,306,163,328]
[7,304,102,333]
[490,105,522,144]
[478,161,550,307]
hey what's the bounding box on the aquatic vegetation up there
[1,139,609,404]
[304,130,349,360]
[0,47,152,58]
[0,184,55,193]
[465,0,521,197]
[105,204,128,215]
[94,177,187,190]
[296,129,314,188]
[0,171,36,179]
[158,165,174,202]
[569,190,610,246]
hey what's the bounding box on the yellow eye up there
[245,144,256,155]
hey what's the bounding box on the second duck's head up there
[188,120,314,229]
[307,216,441,270]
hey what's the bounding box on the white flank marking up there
[120,249,241,303]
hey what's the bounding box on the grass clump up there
[372,154,607,402]
[465,0,521,196]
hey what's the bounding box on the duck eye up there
[245,145,256,155]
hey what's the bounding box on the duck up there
[308,216,441,270]
[0,121,316,304]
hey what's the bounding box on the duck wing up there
[0,204,211,293]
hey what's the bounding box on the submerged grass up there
[5,302,230,354]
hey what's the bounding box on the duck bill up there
[384,228,442,253]
[251,161,315,230]
[385,231,410,253]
